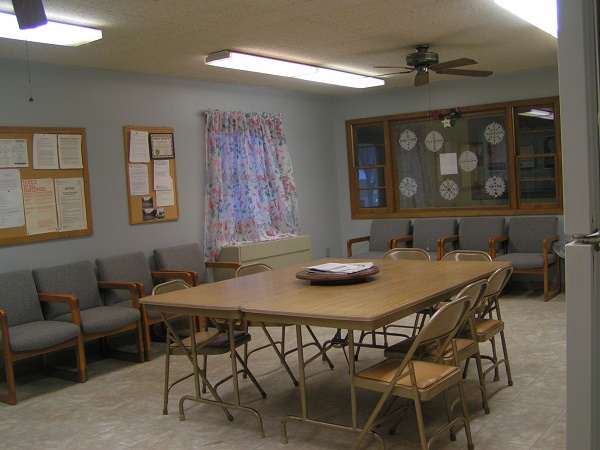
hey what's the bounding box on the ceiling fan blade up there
[414,70,429,86]
[373,65,413,70]
[435,68,493,77]
[431,58,477,71]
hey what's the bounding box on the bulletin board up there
[123,126,179,224]
[0,126,93,246]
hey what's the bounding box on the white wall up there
[330,67,562,255]
[0,60,340,272]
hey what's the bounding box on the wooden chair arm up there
[152,270,195,286]
[437,235,459,259]
[0,310,11,354]
[489,234,509,259]
[205,261,242,270]
[347,236,370,257]
[97,281,143,309]
[390,235,413,249]
[543,234,560,263]
[38,293,82,328]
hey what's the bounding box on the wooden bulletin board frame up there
[0,126,93,246]
[123,126,179,224]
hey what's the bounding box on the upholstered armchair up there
[490,216,560,301]
[0,269,86,405]
[347,219,411,258]
[438,217,505,259]
[32,260,145,363]
[391,218,457,260]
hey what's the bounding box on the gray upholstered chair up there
[153,243,241,286]
[347,219,411,258]
[32,260,144,363]
[391,218,457,260]
[0,270,86,405]
[438,217,505,259]
[95,251,190,361]
[490,216,560,301]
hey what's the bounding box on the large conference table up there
[141,258,510,445]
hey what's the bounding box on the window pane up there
[358,168,385,188]
[357,145,386,166]
[394,114,510,209]
[359,188,386,208]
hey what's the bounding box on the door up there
[558,1,600,448]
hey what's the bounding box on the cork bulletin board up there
[0,126,93,246]
[123,126,179,224]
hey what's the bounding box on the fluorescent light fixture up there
[0,12,102,46]
[494,0,557,38]
[205,50,384,89]
[518,108,555,119]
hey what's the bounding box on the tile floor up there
[0,289,566,449]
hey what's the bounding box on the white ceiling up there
[0,0,558,95]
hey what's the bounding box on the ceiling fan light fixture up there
[205,50,384,89]
[494,0,557,38]
[0,12,102,46]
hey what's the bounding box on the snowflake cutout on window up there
[484,122,505,145]
[398,129,417,150]
[485,176,506,198]
[458,150,478,172]
[399,177,418,197]
[425,131,444,152]
[439,179,459,201]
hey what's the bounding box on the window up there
[346,97,562,218]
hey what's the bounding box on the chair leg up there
[499,331,513,386]
[74,336,87,383]
[474,351,491,414]
[0,358,17,405]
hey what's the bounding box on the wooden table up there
[141,258,510,444]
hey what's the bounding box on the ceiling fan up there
[375,44,493,86]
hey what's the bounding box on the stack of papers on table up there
[306,262,373,274]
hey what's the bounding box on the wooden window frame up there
[345,96,562,219]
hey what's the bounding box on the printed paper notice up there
[0,139,29,168]
[58,134,83,169]
[153,160,171,190]
[22,178,58,235]
[129,130,150,163]
[33,134,59,169]
[0,169,25,228]
[156,189,174,207]
[55,178,87,231]
[129,164,149,195]
[440,153,458,175]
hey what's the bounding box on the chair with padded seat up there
[95,251,193,361]
[0,269,86,405]
[438,217,505,259]
[391,218,457,260]
[490,216,560,301]
[32,260,145,364]
[347,219,411,258]
[351,295,474,450]
[152,279,266,416]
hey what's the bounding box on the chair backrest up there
[454,278,489,313]
[153,243,208,284]
[457,217,505,252]
[33,260,104,320]
[484,266,513,301]
[235,263,273,277]
[152,279,192,296]
[507,216,558,253]
[441,250,492,262]
[0,270,44,327]
[96,251,154,305]
[407,295,471,364]
[369,219,412,251]
[383,248,430,260]
[411,218,457,256]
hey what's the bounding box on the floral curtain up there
[204,110,300,261]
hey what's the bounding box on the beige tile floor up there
[0,289,566,449]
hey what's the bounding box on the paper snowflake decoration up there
[485,176,506,198]
[439,179,459,201]
[398,129,417,150]
[458,150,478,172]
[399,177,418,197]
[484,122,505,145]
[425,131,444,152]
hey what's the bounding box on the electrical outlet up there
[325,247,331,257]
